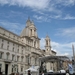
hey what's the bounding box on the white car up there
[48,70,54,73]
[59,70,66,73]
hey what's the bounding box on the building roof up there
[0,26,20,37]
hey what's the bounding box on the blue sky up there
[0,0,75,57]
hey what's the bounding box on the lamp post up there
[72,44,75,73]
[72,44,75,61]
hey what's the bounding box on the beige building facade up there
[0,18,56,75]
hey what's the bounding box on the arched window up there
[31,29,32,36]
[46,40,48,46]
[34,41,36,47]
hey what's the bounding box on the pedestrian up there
[66,73,69,75]
[16,72,19,75]
[0,72,2,75]
[41,71,44,75]
[28,70,31,75]
[66,70,69,75]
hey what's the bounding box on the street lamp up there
[72,44,75,62]
[72,44,75,74]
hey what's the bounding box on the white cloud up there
[51,41,75,57]
[1,0,75,20]
[53,0,75,6]
[0,20,24,35]
[0,0,75,8]
[56,27,75,38]
[63,14,75,20]
[33,15,43,20]
[50,15,61,19]
[33,15,51,22]
[1,0,74,14]
[40,38,75,57]
[62,0,75,6]
[0,0,50,10]
[49,14,75,20]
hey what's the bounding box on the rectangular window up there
[6,54,9,60]
[12,47,14,52]
[26,56,29,64]
[22,46,23,49]
[17,45,19,53]
[17,68,18,73]
[7,45,9,50]
[26,56,28,63]
[35,58,37,65]
[0,64,2,72]
[17,56,19,61]
[21,66,23,72]
[1,43,3,49]
[3,31,5,35]
[0,53,2,59]
[21,57,23,62]
[12,55,14,61]
[22,50,23,54]
[29,57,31,64]
[17,49,19,53]
[27,46,30,51]
[13,35,15,39]
[34,41,36,47]
[7,41,9,44]
[13,43,14,46]
[28,56,29,64]
[9,33,10,37]
[2,39,4,42]
[12,65,14,73]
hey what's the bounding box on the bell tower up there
[45,35,51,55]
[29,21,37,37]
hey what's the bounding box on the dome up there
[20,27,29,37]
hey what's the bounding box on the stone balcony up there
[3,59,12,63]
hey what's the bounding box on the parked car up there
[48,70,54,73]
[59,70,66,73]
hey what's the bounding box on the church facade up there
[0,18,56,75]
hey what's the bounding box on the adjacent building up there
[0,18,56,75]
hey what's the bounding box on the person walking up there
[42,72,44,75]
[0,72,2,75]
[28,70,31,75]
[66,70,69,75]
